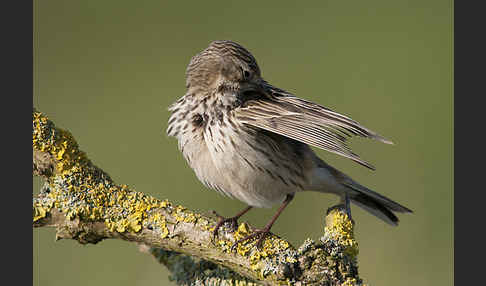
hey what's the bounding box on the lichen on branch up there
[32,108,364,286]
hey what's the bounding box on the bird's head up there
[185,40,263,96]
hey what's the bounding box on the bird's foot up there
[343,194,355,224]
[211,211,240,239]
[230,227,271,251]
[211,206,253,240]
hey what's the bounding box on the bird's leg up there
[326,194,355,224]
[344,193,353,221]
[212,206,253,239]
[331,193,355,224]
[231,194,294,251]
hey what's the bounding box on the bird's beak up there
[254,80,290,99]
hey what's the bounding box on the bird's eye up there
[243,69,251,79]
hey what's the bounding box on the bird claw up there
[211,211,239,240]
[230,228,270,252]
[211,206,253,240]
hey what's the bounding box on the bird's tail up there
[342,180,413,226]
[310,157,412,225]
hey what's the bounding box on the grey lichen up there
[150,248,259,286]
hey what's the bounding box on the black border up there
[4,1,33,286]
[455,1,483,285]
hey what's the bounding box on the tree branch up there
[32,108,363,286]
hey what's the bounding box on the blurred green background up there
[33,0,453,285]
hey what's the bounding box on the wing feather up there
[235,86,393,170]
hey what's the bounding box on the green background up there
[33,1,453,285]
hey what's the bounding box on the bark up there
[32,108,363,286]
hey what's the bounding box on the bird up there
[166,40,412,249]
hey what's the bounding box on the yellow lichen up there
[171,204,201,225]
[33,204,47,222]
[213,222,295,279]
[127,212,143,232]
[324,209,359,258]
[33,111,88,174]
[160,218,169,238]
[33,110,179,238]
[342,277,360,286]
[66,210,77,220]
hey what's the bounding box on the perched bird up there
[167,40,412,248]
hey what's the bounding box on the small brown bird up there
[167,40,412,248]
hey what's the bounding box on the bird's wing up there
[234,87,393,170]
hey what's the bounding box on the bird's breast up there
[168,94,312,208]
[202,108,312,207]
